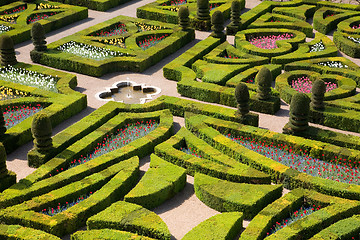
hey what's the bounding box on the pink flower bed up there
[248,33,294,49]
[291,76,337,93]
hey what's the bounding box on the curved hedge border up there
[337,15,360,35]
[275,70,357,104]
[32,15,195,77]
[272,4,316,21]
[185,113,360,200]
[136,0,244,31]
[163,37,281,114]
[194,173,283,218]
[49,0,133,11]
[124,154,186,209]
[1,109,173,209]
[234,28,307,58]
[333,30,360,58]
[0,224,61,240]
[154,127,271,184]
[240,188,360,240]
[72,229,156,240]
[0,1,87,45]
[271,32,338,66]
[0,62,86,154]
[87,200,171,240]
[181,212,243,240]
[0,157,139,237]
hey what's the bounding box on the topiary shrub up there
[197,0,210,21]
[31,112,53,153]
[0,143,8,178]
[286,93,310,134]
[31,22,47,52]
[210,10,225,39]
[311,79,326,111]
[226,0,242,35]
[178,6,190,30]
[235,83,249,116]
[256,67,272,100]
[0,34,17,66]
[0,111,6,136]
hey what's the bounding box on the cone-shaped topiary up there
[256,67,272,100]
[288,93,310,133]
[178,6,190,30]
[31,112,53,153]
[0,110,6,136]
[311,79,326,111]
[0,143,7,178]
[0,34,17,66]
[31,22,47,52]
[235,83,249,116]
[226,0,242,35]
[197,0,210,21]
[210,10,224,38]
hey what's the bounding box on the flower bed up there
[247,33,294,49]
[0,25,11,33]
[0,87,31,101]
[138,34,169,50]
[291,76,337,93]
[3,104,43,129]
[89,23,127,37]
[0,65,58,92]
[26,12,60,24]
[318,61,349,68]
[309,40,325,52]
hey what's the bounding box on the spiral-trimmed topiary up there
[288,93,310,133]
[178,6,190,30]
[235,83,249,116]
[197,0,210,21]
[226,0,242,35]
[256,67,272,100]
[31,22,47,52]
[31,112,53,153]
[0,143,7,178]
[0,34,17,66]
[311,79,326,111]
[210,10,224,39]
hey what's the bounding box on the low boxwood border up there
[333,31,360,58]
[49,0,133,11]
[0,1,87,45]
[72,229,157,240]
[0,224,61,240]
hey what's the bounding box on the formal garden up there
[2,0,360,239]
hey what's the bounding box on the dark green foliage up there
[178,6,190,30]
[197,0,210,21]
[288,93,310,133]
[0,34,17,66]
[210,11,224,38]
[0,143,7,178]
[235,83,249,116]
[31,112,53,153]
[0,111,6,136]
[256,67,272,100]
[311,79,326,111]
[226,0,242,35]
[31,23,47,52]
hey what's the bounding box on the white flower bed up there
[57,41,130,60]
[0,65,58,92]
[348,36,360,44]
[318,61,348,68]
[309,40,325,52]
[0,25,11,34]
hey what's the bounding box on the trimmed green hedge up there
[0,1,87,45]
[181,212,243,240]
[271,32,338,66]
[333,30,360,58]
[0,224,61,240]
[72,229,156,240]
[185,113,360,200]
[154,127,271,184]
[87,201,171,240]
[194,173,282,218]
[32,15,195,77]
[240,188,360,240]
[0,157,140,237]
[49,0,133,11]
[124,154,186,209]
[136,0,244,31]
[0,62,86,155]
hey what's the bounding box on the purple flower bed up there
[247,33,294,49]
[291,76,337,93]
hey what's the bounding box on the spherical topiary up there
[311,79,326,111]
[31,112,53,153]
[288,93,310,132]
[0,111,6,136]
[178,6,190,30]
[235,83,249,116]
[256,67,272,100]
[31,22,47,52]
[210,11,224,38]
[0,143,7,177]
[0,34,17,66]
[197,0,210,21]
